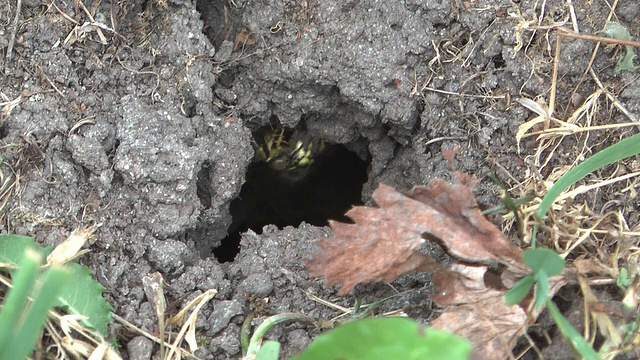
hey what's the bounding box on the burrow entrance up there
[213,119,370,262]
[192,0,371,261]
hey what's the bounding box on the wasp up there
[251,117,325,180]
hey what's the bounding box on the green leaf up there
[623,321,638,343]
[601,22,632,41]
[0,235,41,267]
[56,262,113,337]
[534,270,550,309]
[523,248,565,276]
[598,22,637,74]
[546,299,600,360]
[254,341,280,360]
[292,317,472,360]
[505,275,535,305]
[617,268,630,290]
[0,234,113,337]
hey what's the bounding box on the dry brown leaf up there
[308,174,528,294]
[233,26,256,52]
[308,174,568,358]
[307,186,448,295]
[431,263,529,359]
[578,275,623,350]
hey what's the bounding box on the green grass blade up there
[241,312,255,356]
[0,248,41,353]
[534,271,550,310]
[245,313,316,358]
[536,132,640,220]
[10,265,69,360]
[505,275,535,305]
[546,299,600,360]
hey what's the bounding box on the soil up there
[1,0,639,359]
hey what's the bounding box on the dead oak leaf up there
[307,175,568,358]
[308,204,447,296]
[431,263,529,359]
[308,176,527,295]
[401,175,525,273]
[431,263,568,359]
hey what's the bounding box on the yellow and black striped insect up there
[251,119,325,180]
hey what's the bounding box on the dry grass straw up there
[111,276,216,360]
[306,291,410,327]
[514,0,639,257]
[510,1,640,356]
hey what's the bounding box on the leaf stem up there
[244,313,316,358]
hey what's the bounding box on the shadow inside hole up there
[0,122,8,139]
[213,142,369,262]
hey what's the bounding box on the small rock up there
[214,88,237,103]
[147,239,194,274]
[66,134,109,172]
[287,329,312,354]
[209,323,242,357]
[127,336,153,360]
[239,272,274,297]
[209,300,244,335]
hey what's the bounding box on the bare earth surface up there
[1,0,639,358]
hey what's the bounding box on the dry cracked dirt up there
[1,0,640,359]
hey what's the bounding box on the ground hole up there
[0,122,8,139]
[492,54,506,69]
[196,161,213,209]
[213,125,370,262]
[196,0,242,50]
